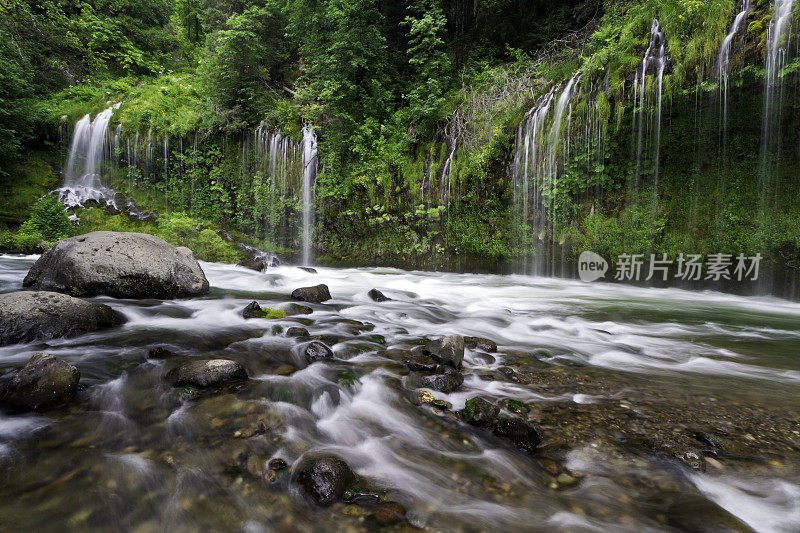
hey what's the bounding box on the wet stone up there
[297,267,317,274]
[295,456,356,506]
[460,396,500,427]
[403,353,442,373]
[291,284,331,303]
[491,417,543,452]
[304,341,334,363]
[472,353,496,365]
[283,303,313,316]
[269,458,288,470]
[2,353,80,410]
[420,370,464,393]
[367,502,407,526]
[286,327,309,337]
[368,288,391,302]
[465,336,498,353]
[166,359,248,387]
[504,399,531,414]
[428,334,465,368]
[148,346,177,359]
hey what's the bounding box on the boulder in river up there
[291,284,331,303]
[295,456,356,506]
[304,341,333,363]
[166,359,248,387]
[297,267,317,274]
[491,417,543,452]
[23,231,209,299]
[2,353,80,410]
[428,334,464,368]
[460,396,500,427]
[0,291,124,346]
[367,288,391,302]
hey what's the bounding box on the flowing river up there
[1,254,800,532]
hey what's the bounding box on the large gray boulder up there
[0,291,124,346]
[23,231,209,299]
[2,353,80,410]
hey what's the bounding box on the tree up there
[201,1,292,129]
[403,0,451,140]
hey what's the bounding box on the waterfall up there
[251,124,318,262]
[301,126,318,265]
[59,104,120,207]
[761,0,796,180]
[633,19,667,192]
[513,73,586,275]
[717,1,751,136]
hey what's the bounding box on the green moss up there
[504,399,530,414]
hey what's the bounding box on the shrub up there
[13,196,72,251]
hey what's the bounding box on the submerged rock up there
[2,353,80,410]
[368,288,391,302]
[166,359,248,387]
[291,284,331,303]
[23,231,209,299]
[298,266,317,274]
[295,456,356,506]
[367,502,407,526]
[491,417,543,452]
[304,341,334,363]
[460,396,500,427]
[428,334,465,368]
[0,290,124,346]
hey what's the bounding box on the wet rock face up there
[304,341,334,363]
[2,353,80,410]
[0,291,125,346]
[460,397,500,427]
[295,456,356,506]
[491,417,543,452]
[23,231,209,299]
[166,359,248,387]
[428,334,465,368]
[368,288,391,302]
[291,284,331,303]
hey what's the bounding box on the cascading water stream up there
[58,104,120,208]
[301,126,318,266]
[633,19,667,194]
[760,0,797,215]
[717,1,752,137]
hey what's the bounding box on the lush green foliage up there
[13,196,74,252]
